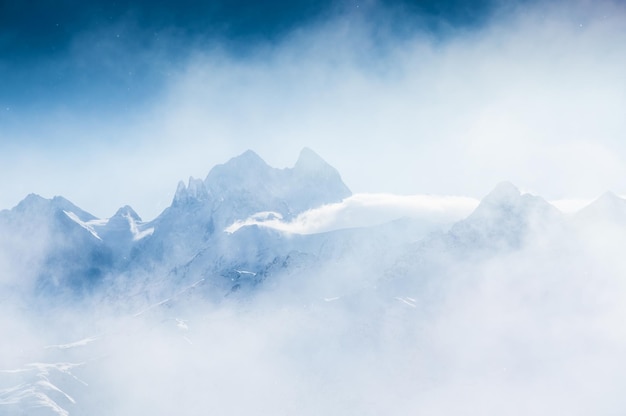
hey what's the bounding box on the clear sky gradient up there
[1,0,625,220]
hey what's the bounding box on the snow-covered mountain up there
[1,149,614,303]
[202,147,351,224]
[381,182,565,301]
[0,194,113,295]
[3,151,626,416]
[446,181,562,252]
[120,148,353,295]
[0,148,355,298]
[574,191,626,225]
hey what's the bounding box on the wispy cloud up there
[225,192,479,234]
[1,1,625,221]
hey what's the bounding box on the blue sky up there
[1,0,626,219]
[0,0,493,115]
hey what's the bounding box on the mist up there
[2,1,626,414]
[2,0,626,219]
[3,187,626,415]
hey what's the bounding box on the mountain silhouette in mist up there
[0,149,622,300]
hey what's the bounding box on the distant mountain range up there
[0,148,623,302]
[2,148,626,416]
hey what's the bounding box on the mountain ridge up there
[1,149,616,300]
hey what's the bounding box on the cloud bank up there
[2,2,626,413]
[225,193,479,234]
[3,192,626,415]
[1,0,625,220]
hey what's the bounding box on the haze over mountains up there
[2,148,626,415]
[0,148,618,298]
[0,148,584,300]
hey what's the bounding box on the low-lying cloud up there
[3,200,626,415]
[2,2,626,413]
[225,193,479,234]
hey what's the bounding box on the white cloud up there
[3,4,626,413]
[225,191,611,236]
[1,1,625,221]
[4,202,626,414]
[225,193,479,234]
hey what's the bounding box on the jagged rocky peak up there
[175,180,186,197]
[187,177,209,199]
[160,148,351,231]
[173,176,210,205]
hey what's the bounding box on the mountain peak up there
[173,177,210,205]
[112,205,141,222]
[203,150,271,189]
[587,191,626,214]
[596,191,623,203]
[586,191,626,212]
[228,150,268,168]
[473,182,556,218]
[482,181,521,205]
[576,191,626,223]
[12,193,50,216]
[187,177,209,199]
[13,193,97,222]
[294,147,330,172]
[173,180,187,203]
[16,193,46,208]
[448,181,560,251]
